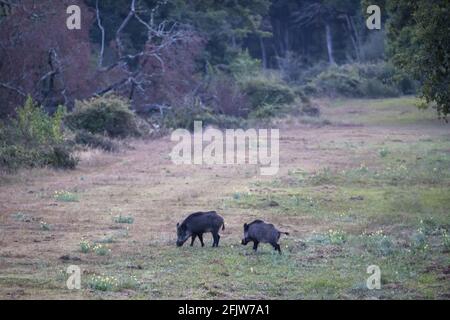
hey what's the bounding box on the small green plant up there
[379,148,389,158]
[419,218,438,235]
[442,229,450,252]
[88,275,119,291]
[361,230,394,256]
[40,221,51,231]
[119,275,141,290]
[54,190,79,202]
[80,240,91,253]
[411,229,429,252]
[92,244,111,256]
[114,215,134,224]
[12,212,32,222]
[327,229,347,245]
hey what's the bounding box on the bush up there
[65,94,141,138]
[163,97,244,130]
[241,79,296,110]
[360,79,400,98]
[311,66,362,97]
[206,75,250,117]
[306,63,417,98]
[74,130,118,152]
[228,50,261,79]
[0,97,77,171]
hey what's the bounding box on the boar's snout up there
[241,238,249,245]
[176,240,184,247]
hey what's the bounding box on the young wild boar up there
[176,211,225,247]
[241,220,289,254]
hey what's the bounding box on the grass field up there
[0,97,449,299]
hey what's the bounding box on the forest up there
[0,0,449,301]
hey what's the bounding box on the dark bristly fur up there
[241,220,289,254]
[176,211,225,247]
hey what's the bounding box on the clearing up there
[0,97,449,299]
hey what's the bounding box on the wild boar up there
[176,211,225,247]
[241,220,289,254]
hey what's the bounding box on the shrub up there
[229,50,261,79]
[0,97,77,171]
[249,103,283,119]
[15,96,65,145]
[311,66,362,97]
[360,79,399,98]
[65,94,141,138]
[74,130,118,152]
[163,97,243,130]
[241,79,296,110]
[206,75,250,117]
[306,63,416,98]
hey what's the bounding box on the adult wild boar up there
[176,211,225,247]
[241,220,289,254]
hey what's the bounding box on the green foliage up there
[80,240,91,254]
[326,229,347,245]
[164,0,271,65]
[387,0,450,119]
[40,221,51,231]
[88,275,118,291]
[241,78,296,110]
[16,96,65,145]
[360,230,394,256]
[0,97,77,171]
[164,97,244,130]
[114,215,134,224]
[65,94,141,138]
[307,63,416,98]
[442,229,450,252]
[74,130,118,152]
[229,51,261,79]
[54,190,79,202]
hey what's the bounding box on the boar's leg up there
[271,242,282,254]
[198,234,205,247]
[253,241,259,252]
[190,234,197,247]
[212,232,221,247]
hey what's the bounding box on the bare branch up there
[116,0,136,58]
[95,0,105,67]
[0,82,26,97]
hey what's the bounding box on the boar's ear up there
[244,223,248,230]
[176,222,180,228]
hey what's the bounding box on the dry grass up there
[0,97,448,299]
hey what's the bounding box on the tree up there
[387,0,450,120]
[0,0,205,116]
[0,0,94,117]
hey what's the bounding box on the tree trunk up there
[259,36,267,69]
[325,23,335,65]
[345,14,360,61]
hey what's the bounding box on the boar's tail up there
[280,231,289,236]
[222,222,225,231]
